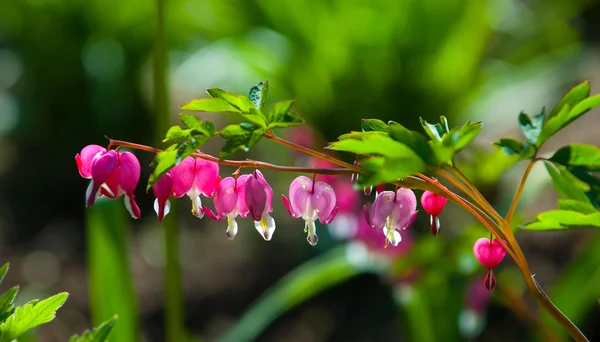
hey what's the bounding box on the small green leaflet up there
[0,292,68,342]
[249,81,269,110]
[493,138,535,160]
[0,264,8,285]
[0,287,18,323]
[545,162,591,204]
[549,81,590,118]
[69,316,117,342]
[356,156,426,187]
[361,119,388,132]
[267,100,304,129]
[518,109,545,145]
[327,132,422,159]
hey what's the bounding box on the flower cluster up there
[75,145,456,250]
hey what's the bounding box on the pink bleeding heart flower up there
[473,238,507,292]
[171,156,220,218]
[354,212,412,257]
[76,146,141,219]
[421,191,448,236]
[282,176,338,246]
[363,188,418,247]
[152,171,174,222]
[245,170,276,241]
[203,175,250,240]
[473,238,506,269]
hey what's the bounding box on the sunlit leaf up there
[0,292,68,342]
[550,144,600,171]
[493,138,535,160]
[545,162,590,203]
[557,199,598,214]
[538,94,600,147]
[249,81,269,110]
[179,98,241,113]
[267,99,303,129]
[69,316,117,342]
[549,81,590,118]
[162,126,191,144]
[327,133,423,160]
[387,121,437,165]
[0,265,8,286]
[0,287,18,323]
[206,88,255,112]
[522,210,600,230]
[442,120,482,151]
[361,118,388,132]
[356,156,426,187]
[420,117,446,141]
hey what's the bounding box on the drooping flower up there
[282,176,338,246]
[245,170,276,241]
[473,238,507,291]
[203,175,250,240]
[420,191,448,236]
[152,171,174,222]
[171,156,220,218]
[76,145,142,219]
[363,188,418,247]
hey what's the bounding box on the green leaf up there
[337,131,388,140]
[206,88,255,112]
[0,292,68,342]
[69,316,117,342]
[179,114,216,136]
[518,109,544,145]
[545,162,590,203]
[522,210,600,230]
[147,137,207,190]
[180,98,242,113]
[163,126,191,144]
[248,81,268,110]
[420,117,446,141]
[356,156,426,187]
[327,133,423,160]
[0,264,8,285]
[557,199,598,215]
[267,100,293,123]
[441,120,482,151]
[220,125,266,159]
[267,112,304,129]
[0,287,18,323]
[493,138,535,160]
[361,119,388,132]
[550,144,600,172]
[387,121,437,165]
[549,81,590,118]
[538,94,600,147]
[494,138,524,156]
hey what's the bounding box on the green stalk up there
[87,200,140,342]
[154,0,186,340]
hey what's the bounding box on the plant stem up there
[506,157,538,224]
[154,0,186,340]
[109,139,355,175]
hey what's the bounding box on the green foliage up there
[522,210,600,230]
[420,117,482,161]
[518,109,545,145]
[267,100,304,129]
[0,265,8,285]
[536,82,600,147]
[0,293,68,342]
[69,316,117,342]
[220,124,266,159]
[494,138,535,160]
[249,81,269,111]
[361,118,388,132]
[0,287,18,323]
[550,144,600,171]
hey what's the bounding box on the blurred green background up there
[1,0,600,341]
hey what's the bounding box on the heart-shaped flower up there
[473,238,506,269]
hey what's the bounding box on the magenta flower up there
[171,156,220,218]
[473,238,506,291]
[245,170,276,241]
[203,175,250,240]
[152,172,174,222]
[75,145,141,219]
[282,176,338,246]
[420,191,448,236]
[363,188,418,247]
